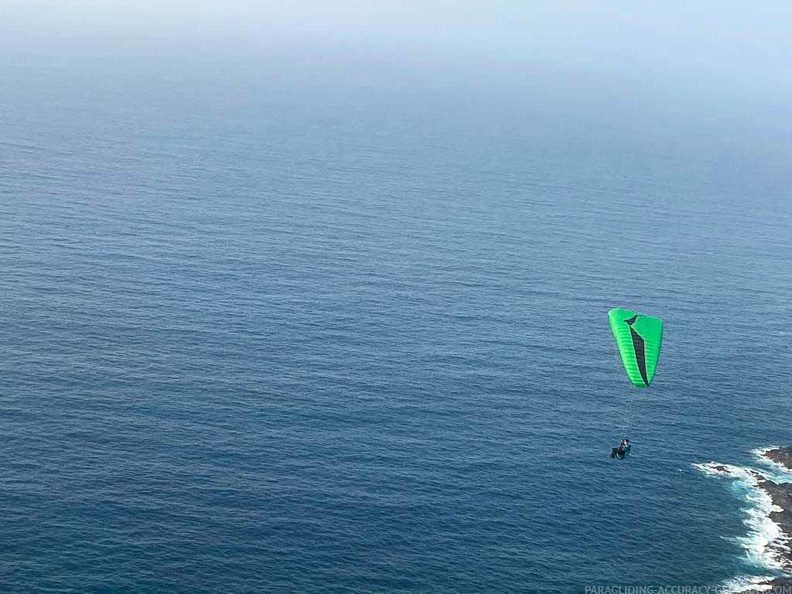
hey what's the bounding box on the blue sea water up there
[1,46,791,593]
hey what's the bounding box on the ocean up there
[1,44,791,593]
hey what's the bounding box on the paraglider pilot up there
[610,438,631,460]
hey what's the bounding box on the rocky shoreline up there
[735,446,792,594]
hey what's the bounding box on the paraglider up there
[610,438,631,459]
[607,308,663,459]
[608,308,663,388]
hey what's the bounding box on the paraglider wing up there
[608,308,663,387]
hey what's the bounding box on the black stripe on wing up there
[625,315,649,386]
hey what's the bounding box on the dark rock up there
[767,447,792,472]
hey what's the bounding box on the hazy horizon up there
[3,1,792,97]
[4,2,792,186]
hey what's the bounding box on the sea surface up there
[1,46,791,593]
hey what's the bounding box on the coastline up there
[743,446,792,593]
[697,446,792,593]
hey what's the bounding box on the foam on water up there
[752,448,792,484]
[721,575,774,592]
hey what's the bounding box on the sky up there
[3,1,791,83]
[2,0,792,139]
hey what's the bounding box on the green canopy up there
[608,308,663,387]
